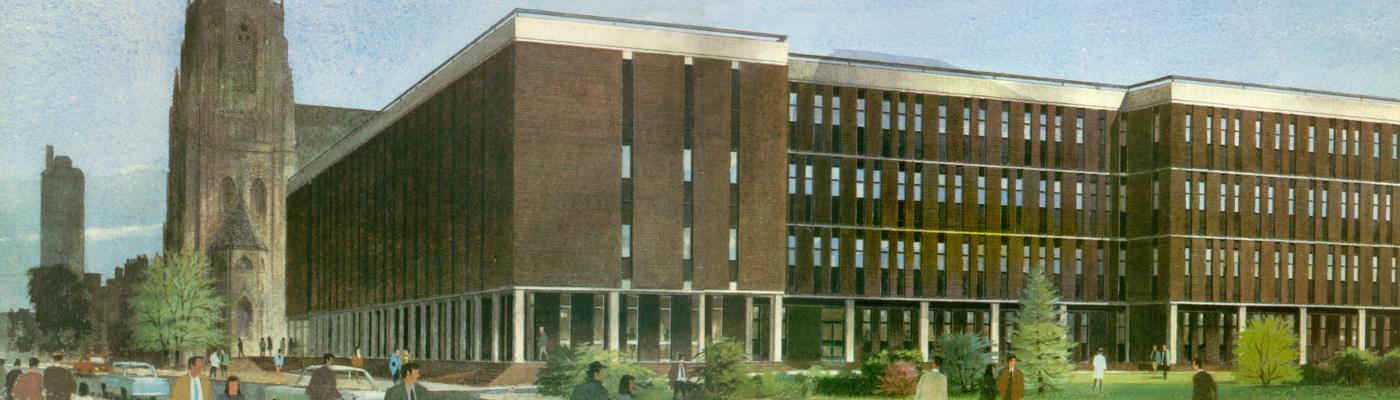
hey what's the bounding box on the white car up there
[263,365,386,400]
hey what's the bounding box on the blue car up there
[101,361,170,399]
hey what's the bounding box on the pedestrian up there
[76,382,99,400]
[237,337,245,358]
[569,361,608,400]
[6,359,22,400]
[535,326,550,361]
[280,338,287,354]
[978,364,997,400]
[1157,344,1169,379]
[668,354,688,400]
[389,350,402,383]
[11,358,42,400]
[43,353,77,400]
[1092,348,1107,393]
[170,356,214,400]
[384,363,427,400]
[617,375,636,400]
[258,337,266,357]
[913,356,947,400]
[1149,345,1160,375]
[208,350,222,378]
[995,356,1025,400]
[218,376,245,400]
[351,348,364,370]
[1191,359,1216,400]
[274,349,286,384]
[306,353,342,400]
[220,351,230,377]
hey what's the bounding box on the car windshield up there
[112,363,155,376]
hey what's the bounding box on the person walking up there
[218,376,245,400]
[617,375,637,400]
[274,350,286,384]
[351,349,364,370]
[913,356,947,400]
[995,356,1025,400]
[1156,344,1169,379]
[535,326,550,361]
[306,354,342,400]
[258,338,266,357]
[388,350,402,383]
[569,361,608,400]
[170,356,214,400]
[11,358,43,400]
[1091,348,1107,393]
[237,337,245,358]
[43,353,77,400]
[6,359,23,400]
[978,364,998,400]
[220,351,230,377]
[667,355,688,400]
[384,363,428,400]
[1191,360,1216,400]
[208,350,222,378]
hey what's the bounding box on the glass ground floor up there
[287,290,1400,366]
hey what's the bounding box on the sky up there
[1,0,1398,310]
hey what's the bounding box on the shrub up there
[813,370,870,397]
[876,361,919,396]
[937,332,994,393]
[1370,349,1400,387]
[696,337,750,399]
[1232,316,1300,385]
[535,345,668,399]
[1330,347,1377,385]
[860,349,924,390]
[1299,363,1336,385]
[737,372,807,400]
[801,365,824,397]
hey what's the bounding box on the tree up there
[1232,316,1300,385]
[535,345,667,399]
[6,308,38,353]
[1007,267,1075,393]
[937,332,994,393]
[27,264,92,352]
[697,337,750,399]
[130,251,225,365]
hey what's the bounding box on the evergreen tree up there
[937,332,994,393]
[130,251,226,366]
[1007,267,1075,393]
[697,337,750,399]
[1233,316,1300,385]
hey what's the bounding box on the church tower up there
[165,0,293,348]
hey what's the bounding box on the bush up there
[875,361,919,396]
[1370,349,1400,387]
[813,370,870,397]
[937,332,994,393]
[535,345,668,399]
[1330,347,1377,385]
[1232,316,1300,385]
[860,349,924,391]
[696,337,750,399]
[801,365,824,397]
[737,372,807,400]
[1299,363,1335,385]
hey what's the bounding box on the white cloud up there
[117,163,164,175]
[86,224,162,241]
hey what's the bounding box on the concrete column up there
[696,295,707,353]
[1168,303,1179,365]
[771,296,784,362]
[1124,307,1131,363]
[918,302,930,362]
[461,298,469,361]
[1059,304,1069,326]
[472,297,483,361]
[1299,307,1309,365]
[1358,308,1368,350]
[513,289,526,362]
[408,306,418,357]
[607,291,620,351]
[743,296,754,359]
[1238,306,1248,334]
[844,299,856,363]
[990,303,1002,356]
[430,303,440,359]
[491,293,502,361]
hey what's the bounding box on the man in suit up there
[1156,344,1169,379]
[570,361,608,400]
[995,356,1025,400]
[170,356,214,400]
[306,353,342,400]
[43,353,76,400]
[384,363,428,400]
[914,356,947,400]
[667,355,688,400]
[1191,359,1216,400]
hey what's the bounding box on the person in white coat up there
[1091,348,1108,394]
[914,356,947,400]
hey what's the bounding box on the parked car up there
[264,365,385,400]
[100,361,170,399]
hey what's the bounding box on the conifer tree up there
[1008,267,1075,393]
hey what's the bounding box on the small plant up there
[875,361,919,396]
[860,349,924,390]
[937,332,995,392]
[1330,347,1377,386]
[813,370,870,397]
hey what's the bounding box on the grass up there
[811,370,1400,399]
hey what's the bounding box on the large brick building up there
[285,9,1400,367]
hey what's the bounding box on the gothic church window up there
[237,256,254,271]
[233,21,257,92]
[222,177,238,215]
[251,178,267,217]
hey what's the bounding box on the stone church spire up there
[165,0,293,348]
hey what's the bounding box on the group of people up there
[568,361,639,400]
[204,350,231,378]
[2,354,76,400]
[913,355,1026,400]
[236,336,293,358]
[386,349,415,383]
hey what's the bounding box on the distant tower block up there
[40,145,85,274]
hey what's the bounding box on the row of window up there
[1183,106,1400,159]
[1181,242,1400,305]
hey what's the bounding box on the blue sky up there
[1,0,1398,310]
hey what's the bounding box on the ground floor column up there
[1059,304,1068,326]
[1299,307,1309,365]
[512,289,526,362]
[607,291,620,351]
[471,296,483,361]
[990,303,1001,356]
[844,299,856,363]
[918,302,930,362]
[771,296,783,362]
[1168,303,1179,365]
[743,296,754,358]
[696,294,707,353]
[1359,308,1368,350]
[430,303,439,359]
[1238,306,1248,333]
[491,293,501,362]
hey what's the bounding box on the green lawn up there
[813,370,1400,399]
